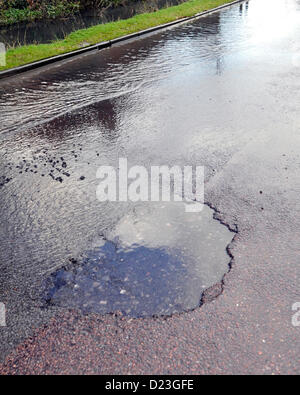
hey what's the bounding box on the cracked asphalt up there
[0,0,299,374]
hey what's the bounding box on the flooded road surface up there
[0,0,300,360]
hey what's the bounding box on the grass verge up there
[0,0,234,72]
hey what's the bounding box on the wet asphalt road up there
[0,0,300,374]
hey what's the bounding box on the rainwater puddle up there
[44,202,234,317]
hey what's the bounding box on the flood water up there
[0,0,299,316]
[44,203,232,316]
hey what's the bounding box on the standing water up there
[0,0,187,47]
[0,0,299,320]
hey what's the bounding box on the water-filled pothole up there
[43,203,234,317]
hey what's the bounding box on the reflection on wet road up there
[0,0,300,318]
[44,203,232,316]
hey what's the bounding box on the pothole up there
[43,202,234,317]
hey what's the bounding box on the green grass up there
[0,0,233,71]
